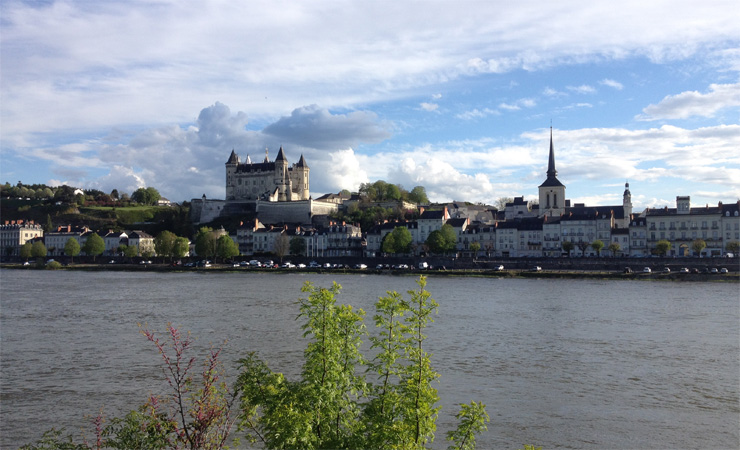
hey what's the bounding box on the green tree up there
[194,227,216,258]
[726,240,740,255]
[408,186,429,204]
[121,244,139,259]
[82,233,105,261]
[64,238,81,262]
[173,237,190,259]
[154,230,177,260]
[44,214,53,233]
[383,226,413,254]
[31,241,47,259]
[562,240,574,257]
[216,235,239,262]
[131,187,161,206]
[20,242,33,261]
[591,240,604,257]
[654,239,671,257]
[469,242,481,257]
[425,230,447,254]
[440,224,458,253]
[289,236,306,256]
[607,242,620,257]
[691,238,707,257]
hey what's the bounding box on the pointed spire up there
[226,149,239,164]
[275,146,287,161]
[547,127,557,178]
[297,154,307,167]
[264,147,269,163]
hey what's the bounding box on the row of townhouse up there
[235,219,363,258]
[44,226,155,257]
[357,197,740,259]
[0,220,44,256]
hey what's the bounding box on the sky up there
[2,1,740,212]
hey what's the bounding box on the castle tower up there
[623,182,633,218]
[538,128,566,218]
[225,149,240,200]
[274,146,289,201]
[296,154,310,200]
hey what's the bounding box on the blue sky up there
[1,0,739,211]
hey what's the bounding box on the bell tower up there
[538,128,566,218]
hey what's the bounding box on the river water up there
[1,270,738,449]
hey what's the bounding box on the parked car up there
[531,266,542,272]
[495,265,505,271]
[720,267,728,273]
[662,267,671,273]
[691,268,700,274]
[679,267,689,273]
[643,267,652,273]
[623,267,633,273]
[710,267,719,273]
[297,263,306,268]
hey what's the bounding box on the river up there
[1,270,738,449]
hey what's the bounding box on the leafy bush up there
[21,277,532,450]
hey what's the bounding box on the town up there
[2,133,739,266]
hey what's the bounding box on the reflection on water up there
[1,270,738,449]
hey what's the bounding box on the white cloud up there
[567,85,596,94]
[600,78,624,90]
[456,108,499,120]
[638,82,740,120]
[420,102,439,112]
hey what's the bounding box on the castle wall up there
[256,199,338,225]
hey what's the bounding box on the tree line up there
[2,182,163,206]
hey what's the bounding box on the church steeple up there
[547,127,557,178]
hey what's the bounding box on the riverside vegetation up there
[20,276,538,450]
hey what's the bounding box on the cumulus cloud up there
[600,78,624,90]
[638,82,740,120]
[262,105,391,149]
[420,102,439,112]
[567,85,596,94]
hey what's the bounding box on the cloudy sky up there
[2,1,739,211]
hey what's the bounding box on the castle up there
[226,147,310,202]
[191,147,336,224]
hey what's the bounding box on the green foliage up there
[31,240,47,259]
[654,239,671,257]
[607,242,620,256]
[289,236,306,256]
[20,242,33,260]
[82,233,105,260]
[382,226,413,254]
[45,261,63,270]
[691,238,707,256]
[727,240,740,254]
[469,242,481,256]
[194,227,216,258]
[408,186,429,204]
[173,237,190,259]
[591,239,604,256]
[426,224,457,255]
[562,240,574,256]
[131,187,161,206]
[446,401,489,450]
[64,238,80,260]
[517,446,542,450]
[18,428,90,450]
[154,230,177,259]
[24,279,492,450]
[235,277,480,450]
[216,235,239,261]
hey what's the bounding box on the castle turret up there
[225,149,240,200]
[296,154,310,200]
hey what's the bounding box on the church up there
[225,147,310,202]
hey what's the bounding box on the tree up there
[44,214,53,233]
[408,186,429,204]
[469,241,481,258]
[289,236,306,256]
[131,187,161,206]
[121,244,139,259]
[20,242,32,261]
[383,226,413,254]
[607,242,621,257]
[591,240,604,257]
[726,240,740,255]
[194,227,216,258]
[110,189,119,200]
[82,233,105,261]
[154,230,177,260]
[440,223,458,254]
[562,240,574,257]
[576,241,590,257]
[173,237,190,259]
[655,239,671,257]
[495,197,513,211]
[31,241,47,259]
[426,230,447,254]
[691,238,707,257]
[216,235,239,262]
[64,238,80,262]
[273,234,290,262]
